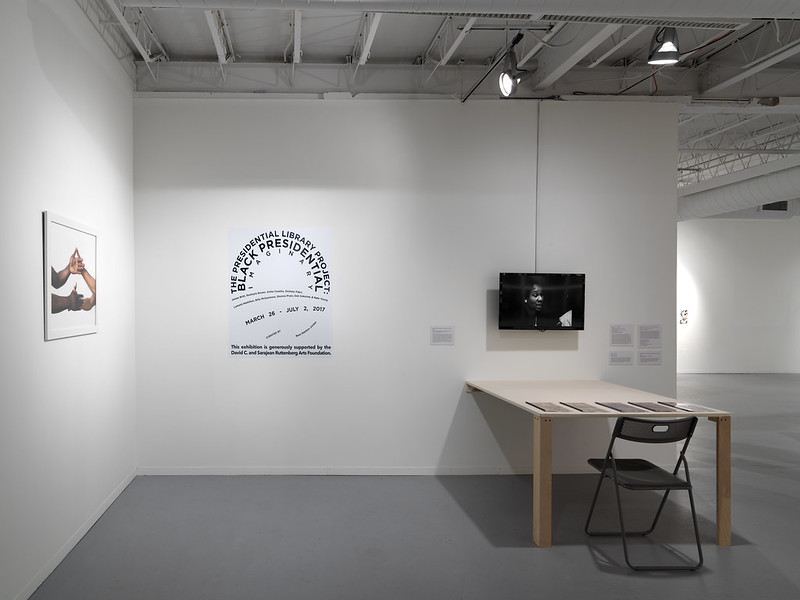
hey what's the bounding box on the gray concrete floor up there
[29,374,800,600]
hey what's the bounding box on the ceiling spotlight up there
[462,31,529,102]
[647,27,680,65]
[498,34,529,98]
[499,70,519,97]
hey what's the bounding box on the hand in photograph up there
[80,266,96,311]
[51,248,84,289]
[51,283,84,313]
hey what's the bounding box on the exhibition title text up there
[230,230,330,295]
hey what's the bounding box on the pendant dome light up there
[648,27,680,65]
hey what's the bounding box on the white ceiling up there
[79,1,800,212]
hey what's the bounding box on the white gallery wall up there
[134,97,679,475]
[678,217,800,372]
[0,2,137,600]
[538,100,679,468]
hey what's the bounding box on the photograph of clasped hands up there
[44,212,98,340]
[50,248,96,313]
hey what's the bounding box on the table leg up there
[711,416,732,546]
[533,415,553,548]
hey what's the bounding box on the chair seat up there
[588,458,692,490]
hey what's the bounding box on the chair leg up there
[621,488,703,571]
[687,489,705,569]
[584,473,605,535]
[585,477,704,570]
[613,479,635,570]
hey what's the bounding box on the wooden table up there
[465,379,731,548]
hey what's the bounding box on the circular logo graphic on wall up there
[229,228,332,357]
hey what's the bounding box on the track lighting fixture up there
[461,31,530,102]
[497,32,530,97]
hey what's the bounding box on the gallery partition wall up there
[133,97,679,476]
[1,2,137,600]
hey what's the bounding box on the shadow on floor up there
[436,473,729,548]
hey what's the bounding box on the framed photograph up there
[43,212,97,340]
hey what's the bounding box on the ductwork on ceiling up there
[118,0,800,19]
[678,164,800,220]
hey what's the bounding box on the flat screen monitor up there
[498,273,585,331]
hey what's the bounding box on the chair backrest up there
[613,416,698,445]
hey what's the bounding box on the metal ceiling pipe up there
[678,165,800,220]
[118,1,800,19]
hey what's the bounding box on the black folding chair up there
[584,416,703,571]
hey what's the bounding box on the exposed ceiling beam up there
[292,9,302,64]
[356,12,383,66]
[436,16,475,67]
[516,22,564,68]
[426,16,476,81]
[286,9,302,86]
[683,114,763,145]
[351,11,382,81]
[424,18,451,63]
[205,10,234,65]
[681,100,800,115]
[702,36,800,96]
[116,1,800,20]
[529,23,620,90]
[678,155,800,193]
[134,61,495,96]
[586,25,647,68]
[679,148,800,154]
[680,119,800,167]
[76,0,136,66]
[103,0,168,64]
